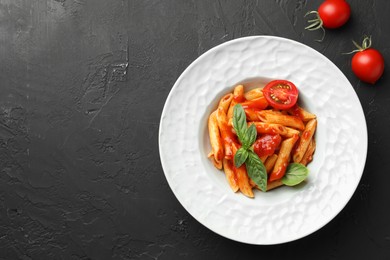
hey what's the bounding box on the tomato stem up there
[343,36,372,55]
[304,11,325,42]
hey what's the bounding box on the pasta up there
[207,82,317,197]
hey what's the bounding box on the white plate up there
[159,36,367,245]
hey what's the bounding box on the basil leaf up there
[232,104,247,144]
[243,123,257,148]
[234,148,248,168]
[245,150,267,192]
[282,163,309,186]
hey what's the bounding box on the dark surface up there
[0,0,389,259]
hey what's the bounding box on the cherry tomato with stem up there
[262,80,299,110]
[346,36,384,84]
[305,0,351,42]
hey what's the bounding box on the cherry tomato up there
[347,37,385,84]
[253,134,282,158]
[262,80,298,110]
[352,48,384,84]
[318,0,351,29]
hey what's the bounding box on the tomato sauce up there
[269,162,287,181]
[253,134,282,157]
[220,127,237,160]
[302,130,311,140]
[289,105,305,120]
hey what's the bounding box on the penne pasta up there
[206,80,317,197]
[208,152,222,169]
[233,84,244,102]
[300,138,316,166]
[250,122,288,136]
[216,107,236,160]
[244,87,264,100]
[232,143,253,198]
[264,154,278,174]
[284,127,301,138]
[227,85,245,120]
[208,111,223,169]
[266,180,284,191]
[223,158,239,192]
[293,119,317,163]
[288,104,316,122]
[260,155,268,163]
[218,93,233,114]
[257,110,305,130]
[240,97,268,111]
[269,134,299,182]
[245,108,260,121]
[235,164,254,198]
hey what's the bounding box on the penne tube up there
[269,134,299,182]
[227,100,236,121]
[300,138,316,166]
[223,158,239,192]
[257,110,305,130]
[218,93,233,114]
[235,164,254,198]
[240,97,268,111]
[227,85,245,120]
[250,122,288,136]
[293,119,317,163]
[260,155,268,163]
[233,84,245,102]
[245,108,260,121]
[208,152,222,169]
[244,87,264,100]
[208,111,223,169]
[216,107,236,160]
[232,143,254,198]
[284,127,301,138]
[267,180,284,191]
[255,179,284,191]
[288,104,316,122]
[264,154,278,174]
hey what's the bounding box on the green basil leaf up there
[232,104,247,144]
[282,163,309,186]
[245,150,267,192]
[234,148,248,168]
[243,123,257,148]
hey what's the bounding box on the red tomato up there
[253,134,282,158]
[262,80,298,110]
[352,48,384,84]
[318,0,351,29]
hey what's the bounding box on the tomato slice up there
[253,134,282,158]
[262,80,298,110]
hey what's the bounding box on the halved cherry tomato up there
[253,134,282,158]
[262,80,298,110]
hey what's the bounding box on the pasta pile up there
[208,84,317,198]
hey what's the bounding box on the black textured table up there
[1,1,389,259]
